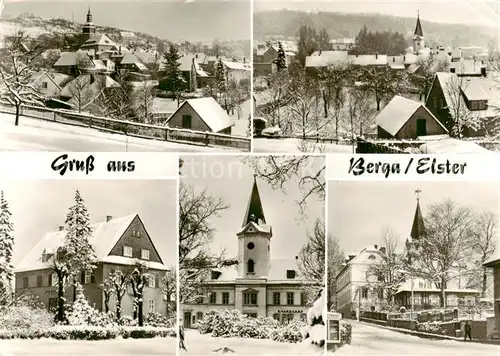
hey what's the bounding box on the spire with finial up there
[410,189,425,241]
[414,10,423,37]
[86,4,93,23]
[241,175,266,227]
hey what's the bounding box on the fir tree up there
[0,191,14,302]
[214,59,227,111]
[162,44,185,106]
[274,42,287,71]
[189,58,198,93]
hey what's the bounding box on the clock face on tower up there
[247,242,255,250]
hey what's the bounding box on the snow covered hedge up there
[0,326,176,340]
[0,306,54,331]
[197,309,304,343]
[415,321,444,335]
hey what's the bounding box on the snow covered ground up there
[182,329,324,356]
[0,113,241,152]
[329,321,498,355]
[253,138,354,153]
[0,337,175,355]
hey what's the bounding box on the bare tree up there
[344,85,374,149]
[319,64,349,139]
[0,31,46,126]
[443,74,481,138]
[327,235,345,311]
[410,55,449,101]
[95,72,134,121]
[357,65,399,111]
[298,219,325,304]
[101,268,132,320]
[264,71,291,128]
[367,227,406,306]
[471,211,497,297]
[135,81,155,123]
[408,199,476,308]
[243,155,325,213]
[68,75,93,113]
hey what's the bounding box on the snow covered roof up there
[350,54,388,66]
[305,51,349,68]
[33,72,73,90]
[419,138,491,153]
[222,60,251,71]
[80,34,118,49]
[167,97,233,132]
[484,250,500,267]
[60,74,119,99]
[449,59,485,76]
[53,52,91,67]
[16,214,167,273]
[376,95,447,136]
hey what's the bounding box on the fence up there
[356,138,410,154]
[0,103,251,151]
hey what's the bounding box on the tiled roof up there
[241,177,266,227]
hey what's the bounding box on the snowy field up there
[182,329,324,356]
[0,337,175,356]
[253,138,354,153]
[329,321,498,356]
[0,113,242,152]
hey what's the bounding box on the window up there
[132,230,141,238]
[286,292,294,305]
[480,101,487,110]
[247,242,255,250]
[450,68,456,73]
[141,249,150,260]
[243,291,257,305]
[182,115,192,129]
[36,275,43,287]
[286,270,296,279]
[273,292,280,305]
[247,259,255,274]
[51,273,58,287]
[222,292,229,304]
[148,299,155,313]
[84,270,92,284]
[361,288,368,298]
[209,292,217,304]
[273,313,280,321]
[300,313,307,322]
[123,246,132,257]
[148,275,156,288]
[42,82,48,89]
[196,312,203,320]
[471,101,478,110]
[22,276,29,288]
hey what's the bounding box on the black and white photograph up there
[178,155,326,355]
[326,180,500,354]
[0,0,251,152]
[0,179,177,355]
[252,0,500,154]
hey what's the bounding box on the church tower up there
[82,5,96,37]
[406,189,425,262]
[236,175,272,279]
[413,11,424,54]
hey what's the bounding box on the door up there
[182,115,192,129]
[183,312,191,328]
[416,119,427,136]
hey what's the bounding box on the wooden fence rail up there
[0,103,251,151]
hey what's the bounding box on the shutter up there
[48,273,52,287]
[80,271,85,284]
[155,276,160,288]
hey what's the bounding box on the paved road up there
[0,113,240,152]
[0,337,175,355]
[330,321,499,355]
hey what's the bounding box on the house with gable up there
[165,97,234,134]
[32,72,73,98]
[375,95,448,139]
[15,214,170,316]
[181,177,316,328]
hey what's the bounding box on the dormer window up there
[211,270,222,280]
[132,230,141,238]
[286,270,296,279]
[247,259,255,274]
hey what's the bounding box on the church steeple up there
[82,4,96,37]
[413,11,424,54]
[241,175,266,227]
[87,5,92,23]
[410,189,425,241]
[414,11,423,37]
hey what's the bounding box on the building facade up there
[181,177,315,328]
[15,214,171,317]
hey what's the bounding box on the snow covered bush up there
[301,288,325,348]
[121,326,176,339]
[197,309,306,342]
[144,312,174,328]
[415,321,443,335]
[118,315,137,326]
[0,306,54,331]
[66,287,115,327]
[340,322,352,345]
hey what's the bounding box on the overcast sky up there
[0,179,177,268]
[328,181,500,255]
[1,0,251,42]
[255,0,500,27]
[181,155,324,260]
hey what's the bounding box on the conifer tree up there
[214,59,227,111]
[162,44,185,106]
[274,42,287,71]
[0,191,14,302]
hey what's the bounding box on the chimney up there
[243,57,246,64]
[481,67,487,77]
[195,54,198,59]
[106,215,113,222]
[380,247,386,254]
[375,53,378,59]
[58,226,64,231]
[374,244,378,250]
[295,255,298,260]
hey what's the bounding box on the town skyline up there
[1,0,251,42]
[0,179,177,269]
[328,181,500,255]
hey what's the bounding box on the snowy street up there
[0,337,176,355]
[330,321,499,356]
[181,329,323,356]
[0,113,241,152]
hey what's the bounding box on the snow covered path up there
[182,329,323,355]
[0,113,239,152]
[330,321,499,355]
[0,337,176,355]
[253,138,354,153]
